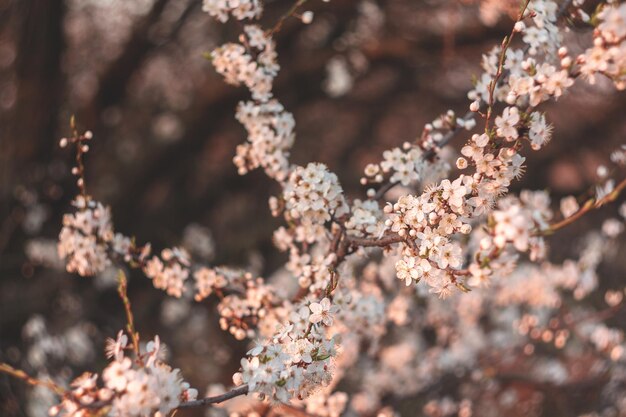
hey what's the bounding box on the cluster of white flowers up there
[285,250,336,291]
[209,14,299,185]
[372,0,600,300]
[49,331,197,417]
[494,230,610,309]
[234,100,295,181]
[577,2,626,89]
[469,1,576,110]
[374,146,428,187]
[234,297,340,402]
[211,25,278,102]
[361,111,474,192]
[331,281,387,340]
[384,177,473,297]
[523,0,560,55]
[458,137,524,203]
[143,247,191,298]
[202,0,262,22]
[460,189,557,289]
[506,57,572,103]
[282,163,349,243]
[58,196,128,276]
[344,199,384,238]
[490,190,552,254]
[193,266,227,301]
[216,271,279,340]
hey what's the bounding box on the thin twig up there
[0,363,66,396]
[177,385,250,408]
[67,116,90,200]
[268,0,308,35]
[484,0,532,134]
[117,270,141,358]
[347,233,405,248]
[543,177,626,234]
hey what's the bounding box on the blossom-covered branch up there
[4,1,626,416]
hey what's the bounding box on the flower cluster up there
[58,196,124,276]
[282,163,349,243]
[454,187,553,290]
[285,250,336,291]
[49,331,197,417]
[577,2,626,89]
[234,100,295,181]
[490,190,552,254]
[384,177,472,297]
[361,111,474,192]
[523,0,560,55]
[344,199,384,238]
[143,248,191,298]
[193,266,227,301]
[211,25,278,102]
[234,298,340,402]
[202,0,263,22]
[469,1,575,110]
[216,271,279,340]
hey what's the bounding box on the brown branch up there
[543,177,626,234]
[117,270,141,358]
[68,117,89,200]
[484,0,531,134]
[0,363,65,396]
[177,385,249,409]
[372,180,399,201]
[0,362,249,412]
[268,0,309,36]
[347,233,405,248]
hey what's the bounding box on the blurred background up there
[0,0,625,416]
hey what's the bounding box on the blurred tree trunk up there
[2,0,65,192]
[0,0,65,260]
[78,0,175,131]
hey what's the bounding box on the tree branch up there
[177,385,249,409]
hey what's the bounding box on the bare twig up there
[268,0,309,35]
[68,116,89,200]
[117,270,141,358]
[347,233,405,248]
[543,177,626,234]
[177,385,250,408]
[0,363,65,396]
